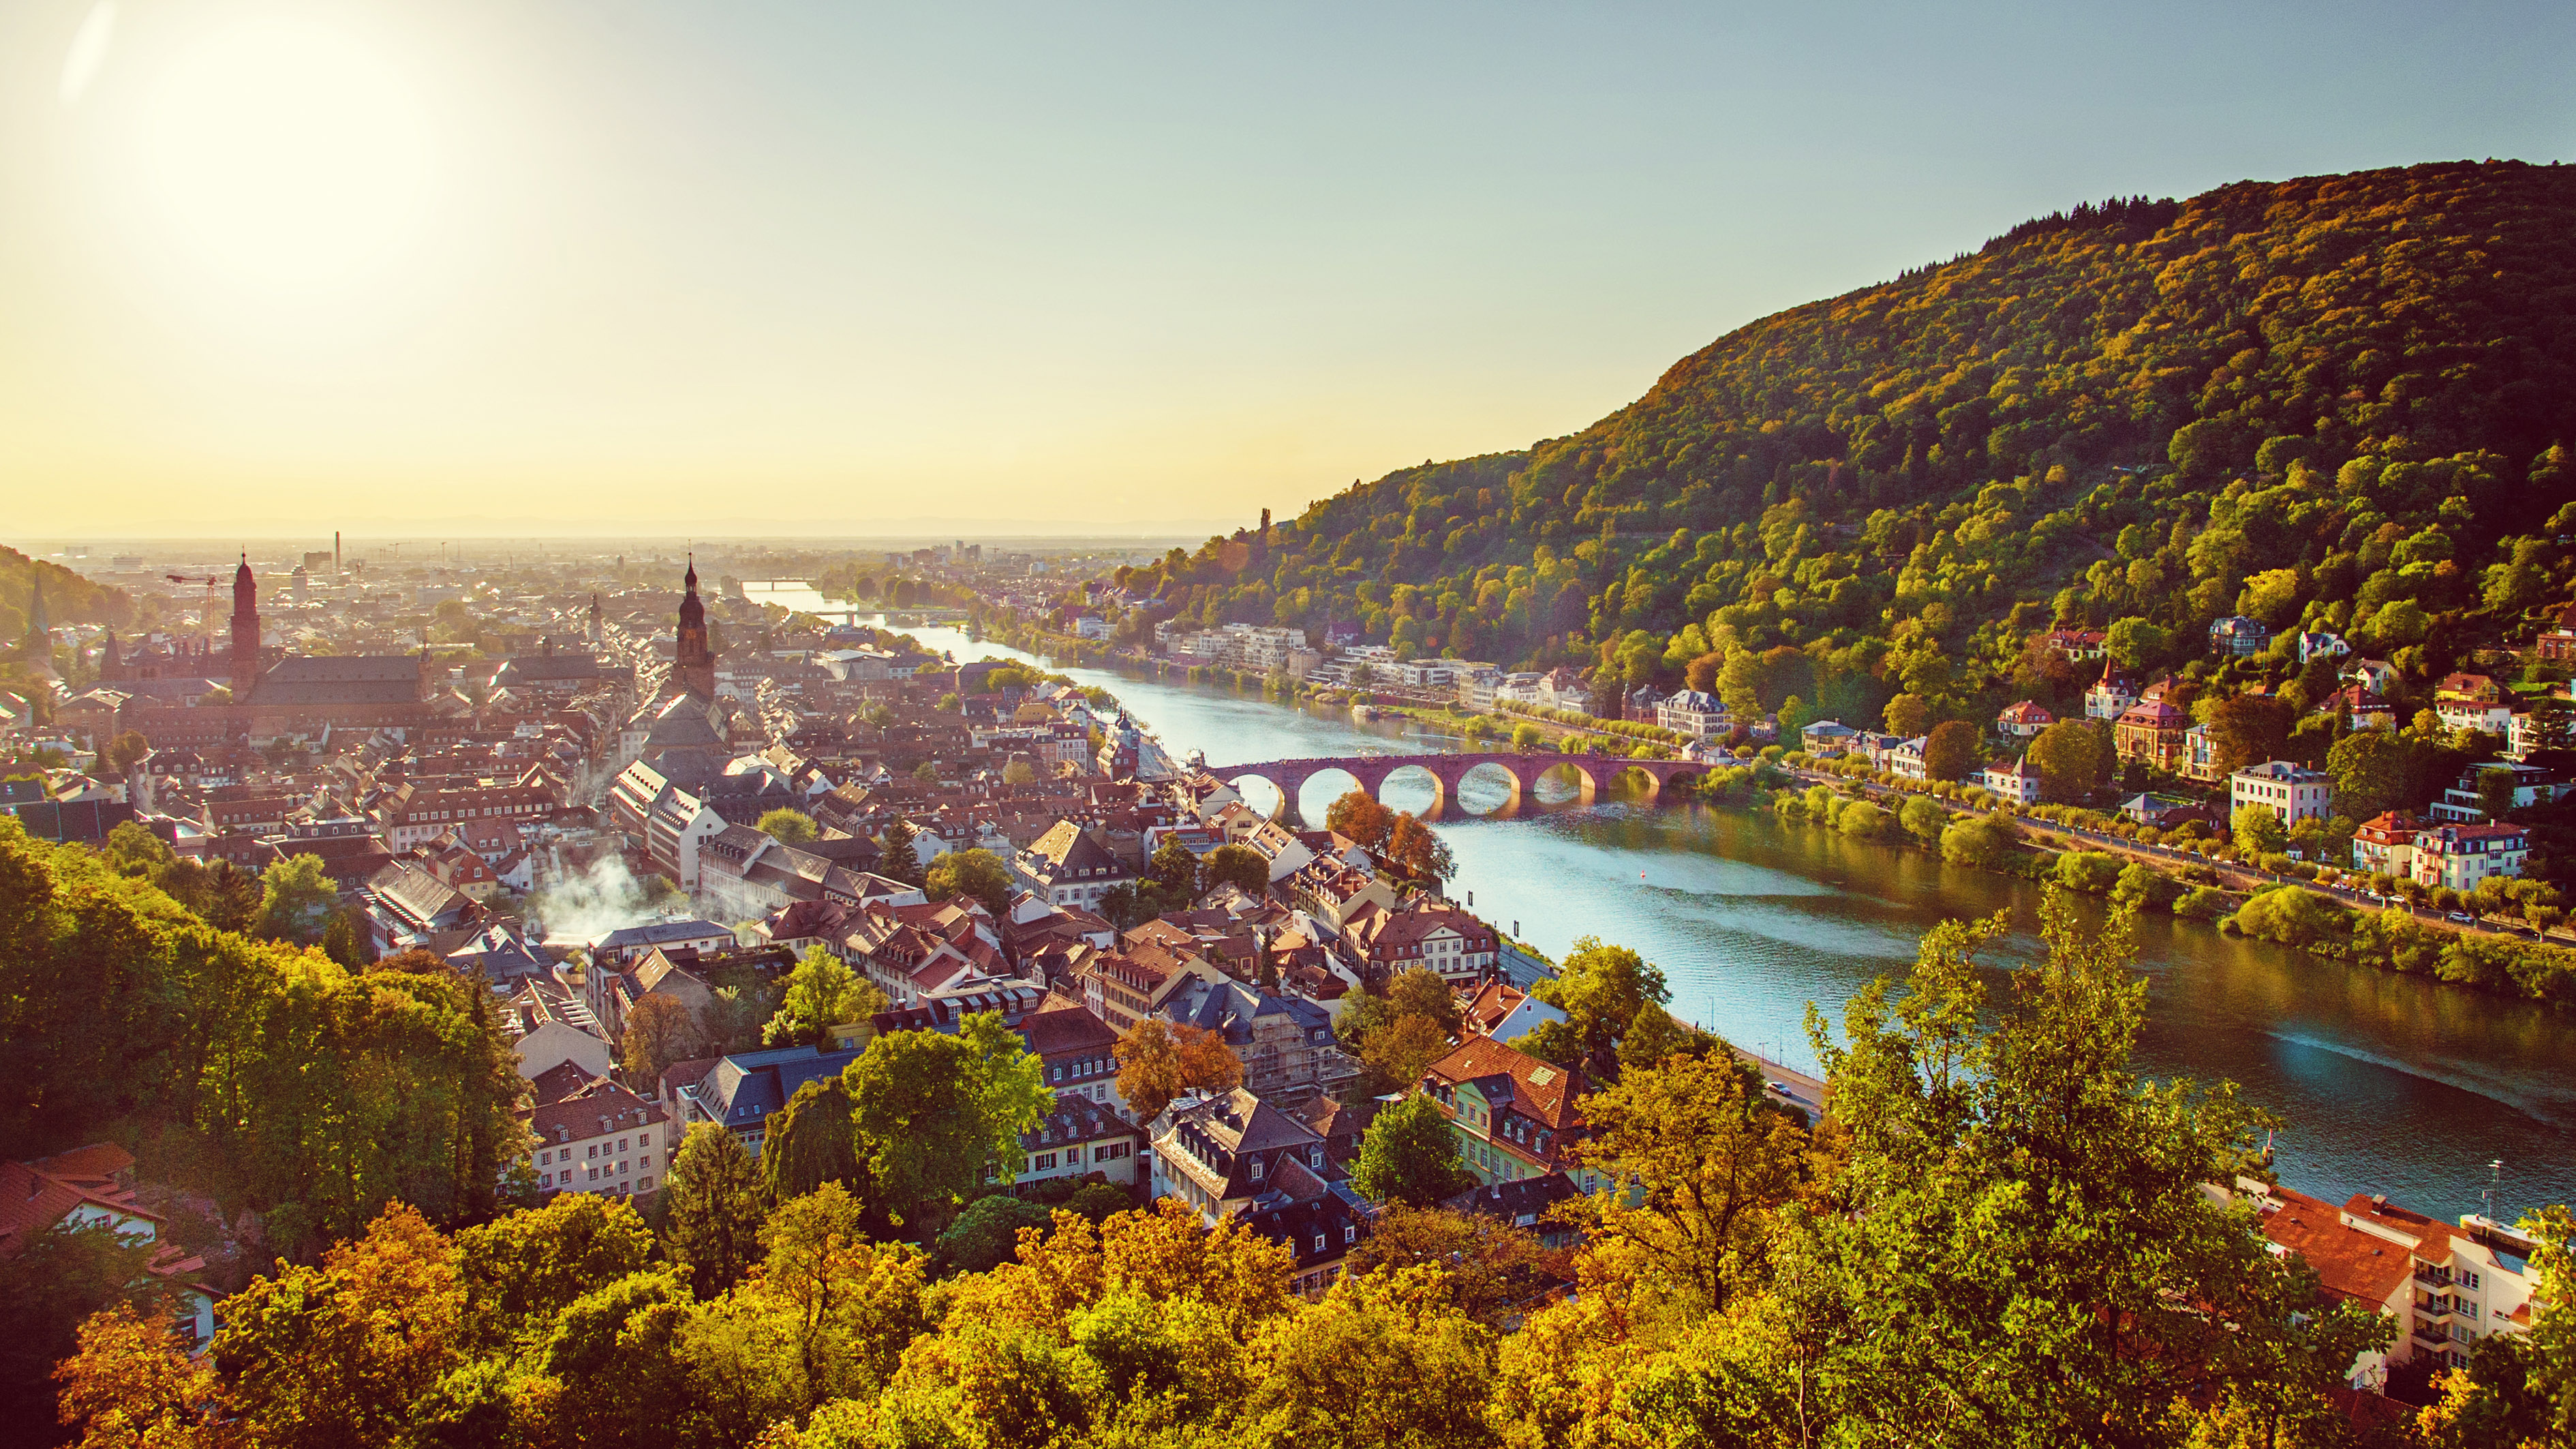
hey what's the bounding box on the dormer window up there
[1251,1159,1263,1180]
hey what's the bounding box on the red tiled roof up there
[1424,1037,1587,1131]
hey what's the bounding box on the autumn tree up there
[624,992,701,1084]
[1114,1018,1242,1123]
[50,1305,230,1449]
[1341,1205,1569,1329]
[0,1219,168,1437]
[1563,1049,1806,1313]
[1385,812,1457,882]
[2210,692,2298,775]
[1327,787,1397,851]
[1921,718,1982,783]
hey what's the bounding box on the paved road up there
[1779,766,2560,948]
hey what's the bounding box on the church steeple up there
[230,552,260,701]
[673,556,715,699]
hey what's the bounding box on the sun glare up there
[127,18,435,301]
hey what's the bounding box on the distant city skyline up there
[3,0,2570,536]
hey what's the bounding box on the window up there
[1251,1159,1263,1180]
[638,1131,651,1148]
[1310,1148,1323,1168]
[541,1173,553,1188]
[1343,1225,1356,1245]
[1034,1153,1057,1170]
[587,1166,599,1181]
[539,1150,551,1165]
[587,1144,597,1158]
[1313,1234,1325,1253]
[638,1177,652,1191]
[2459,1269,2481,1291]
[619,1138,629,1152]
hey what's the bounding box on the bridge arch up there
[1290,765,1366,827]
[1218,771,1300,821]
[1448,759,1526,817]
[1375,762,1448,820]
[1527,758,1599,807]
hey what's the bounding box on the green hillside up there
[1121,159,2576,725]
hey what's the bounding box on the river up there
[748,584,2576,1221]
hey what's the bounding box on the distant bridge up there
[1205,751,1707,821]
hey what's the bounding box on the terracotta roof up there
[1020,1004,1118,1057]
[2252,1185,2412,1307]
[1424,1037,1587,1131]
[525,1077,668,1146]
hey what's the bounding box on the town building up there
[2228,761,2335,827]
[1980,755,2043,805]
[1013,819,1139,910]
[2113,697,2190,772]
[1159,977,1354,1106]
[523,1076,671,1198]
[1418,1036,1601,1191]
[2229,1178,2541,1386]
[2085,662,2138,722]
[1656,690,1730,739]
[1345,896,1501,990]
[2348,811,2425,878]
[2408,822,2529,891]
[2209,615,2272,657]
[1995,701,2053,738]
[1007,1093,1141,1190]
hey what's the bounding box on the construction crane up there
[166,574,223,654]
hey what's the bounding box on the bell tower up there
[673,558,716,699]
[230,553,261,701]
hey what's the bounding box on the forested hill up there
[1118,159,2576,721]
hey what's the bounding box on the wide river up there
[754,586,2576,1221]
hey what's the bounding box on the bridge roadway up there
[1206,750,1708,821]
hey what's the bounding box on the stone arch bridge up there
[1207,752,1707,821]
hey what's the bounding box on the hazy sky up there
[3,1,2569,538]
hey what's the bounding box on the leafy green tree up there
[1349,1093,1477,1207]
[925,848,1014,915]
[1899,795,1948,842]
[876,817,923,887]
[1148,836,1201,894]
[2233,803,2288,856]
[2210,693,2297,776]
[763,1076,865,1205]
[844,1011,1049,1229]
[1939,812,2019,868]
[1778,895,2391,1444]
[2325,727,2410,821]
[254,852,337,944]
[2104,616,2171,670]
[1527,936,1670,1080]
[935,1193,1054,1275]
[1884,692,1931,739]
[763,945,886,1048]
[756,808,818,845]
[1566,1048,1804,1313]
[663,1122,767,1297]
[1202,842,1270,896]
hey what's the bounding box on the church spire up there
[230,551,260,701]
[673,558,714,699]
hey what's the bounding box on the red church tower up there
[230,553,261,701]
[673,558,716,699]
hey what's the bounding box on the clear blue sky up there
[3,0,2569,535]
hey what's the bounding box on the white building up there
[2229,761,2334,827]
[1980,756,2044,805]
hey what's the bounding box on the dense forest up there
[1117,161,2576,733]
